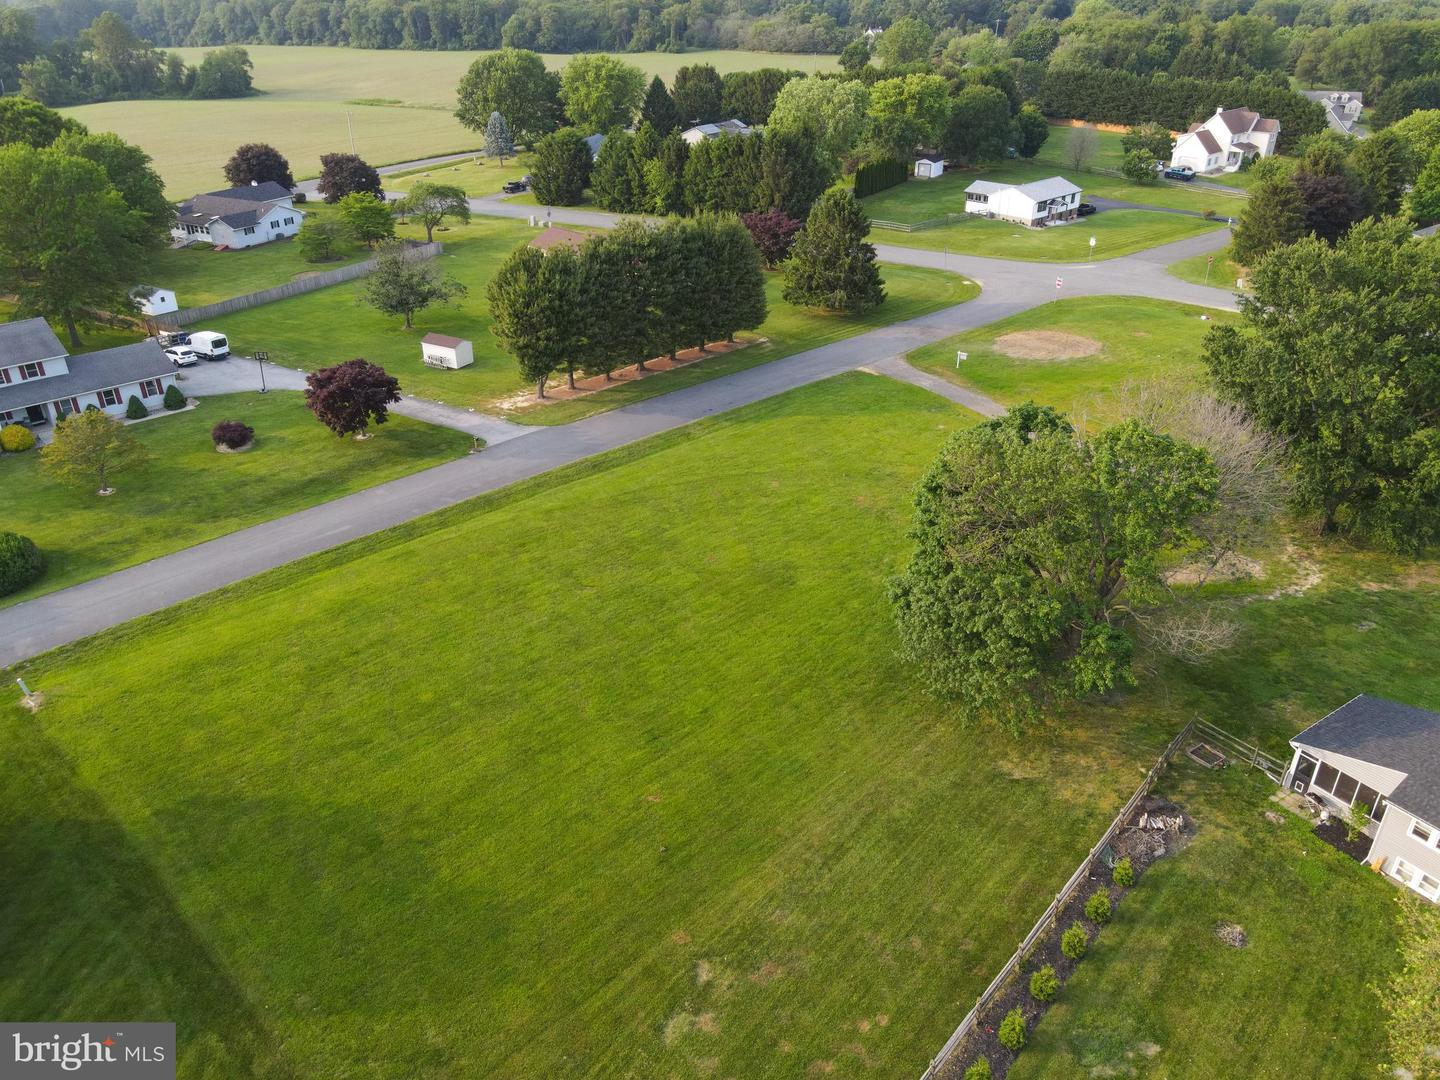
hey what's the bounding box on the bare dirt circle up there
[993,330,1103,361]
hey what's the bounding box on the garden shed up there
[420,333,473,370]
[914,157,945,180]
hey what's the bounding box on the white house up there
[964,175,1082,226]
[172,181,304,249]
[1303,90,1364,136]
[133,286,178,316]
[420,332,474,370]
[583,134,605,160]
[915,156,945,180]
[1283,695,1440,903]
[680,119,752,145]
[0,319,177,429]
[1169,107,1280,175]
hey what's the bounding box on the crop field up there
[63,46,837,196]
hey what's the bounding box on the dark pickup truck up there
[501,176,531,194]
[1162,165,1196,181]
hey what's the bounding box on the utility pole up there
[346,109,357,154]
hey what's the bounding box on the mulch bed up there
[1312,818,1371,862]
[937,795,1195,1080]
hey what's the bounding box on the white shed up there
[134,286,178,316]
[421,332,474,370]
[915,157,945,180]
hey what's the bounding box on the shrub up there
[1202,208,1217,220]
[1029,964,1059,1002]
[997,1006,1027,1052]
[962,1057,992,1079]
[853,157,907,197]
[1061,922,1088,960]
[1346,801,1371,843]
[1086,890,1112,925]
[0,531,43,596]
[1112,857,1135,887]
[0,424,37,452]
[163,384,186,411]
[211,420,254,449]
[125,395,148,420]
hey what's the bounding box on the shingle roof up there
[0,318,66,365]
[1253,117,1279,133]
[1293,695,1440,826]
[1015,176,1082,201]
[422,332,466,348]
[176,182,297,229]
[1191,129,1223,154]
[1214,107,1260,134]
[203,181,293,202]
[964,180,1004,196]
[682,120,752,139]
[0,340,172,413]
[528,226,589,252]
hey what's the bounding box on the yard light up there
[255,350,269,393]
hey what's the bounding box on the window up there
[284,216,294,225]
[969,193,988,203]
[0,410,11,421]
[99,388,122,408]
[54,398,77,418]
[19,362,45,380]
[271,219,280,228]
[1315,761,1340,793]
[140,379,164,398]
[1411,818,1437,847]
[0,367,10,384]
[1334,773,1359,804]
[1391,859,1440,900]
[243,226,256,235]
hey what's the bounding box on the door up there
[24,404,47,425]
[1292,753,1318,792]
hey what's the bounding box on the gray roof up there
[682,120,752,139]
[203,181,293,203]
[176,182,297,229]
[1293,694,1440,826]
[0,317,66,365]
[583,134,605,159]
[964,180,1004,196]
[968,176,1080,202]
[0,339,171,413]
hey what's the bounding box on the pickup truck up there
[501,176,531,194]
[1162,165,1196,181]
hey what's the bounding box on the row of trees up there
[488,215,765,398]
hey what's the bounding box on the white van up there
[187,331,230,360]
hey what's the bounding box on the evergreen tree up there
[706,214,767,342]
[1232,175,1305,265]
[1409,145,1440,225]
[759,129,835,219]
[671,63,724,125]
[590,129,637,212]
[626,122,661,205]
[1350,129,1409,218]
[640,75,680,135]
[531,127,592,206]
[782,189,885,313]
[1013,104,1050,158]
[644,131,689,215]
[1294,170,1365,244]
[487,244,583,398]
[651,218,706,358]
[583,222,660,374]
[483,111,515,163]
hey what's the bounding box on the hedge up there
[854,157,908,198]
[0,531,43,597]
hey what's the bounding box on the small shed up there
[421,332,474,370]
[134,286,178,316]
[915,157,945,180]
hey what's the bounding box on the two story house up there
[172,181,304,250]
[1169,107,1281,175]
[0,319,177,429]
[1284,695,1440,903]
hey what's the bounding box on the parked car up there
[186,331,230,360]
[156,330,189,348]
[164,347,199,367]
[501,177,530,194]
[1076,202,1098,216]
[1163,165,1196,181]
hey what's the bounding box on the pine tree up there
[1232,176,1306,266]
[531,127,592,206]
[759,129,834,219]
[641,75,681,135]
[487,245,583,398]
[707,214,767,342]
[782,189,885,313]
[483,111,515,163]
[627,123,661,205]
[644,131,689,215]
[651,218,706,357]
[590,129,636,212]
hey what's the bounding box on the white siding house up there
[964,176,1082,226]
[1169,107,1280,175]
[172,181,304,249]
[133,286,178,316]
[680,119,752,145]
[0,319,177,429]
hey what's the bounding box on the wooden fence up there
[153,241,442,328]
[917,719,1197,1080]
[1191,716,1287,783]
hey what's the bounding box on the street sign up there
[1089,236,1096,249]
[255,351,269,362]
[1055,276,1063,289]
[955,350,968,368]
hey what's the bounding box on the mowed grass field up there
[4,374,1178,1078]
[0,391,468,606]
[65,46,837,197]
[386,153,536,197]
[905,296,1233,423]
[1008,764,1399,1080]
[208,215,978,419]
[1168,243,1248,291]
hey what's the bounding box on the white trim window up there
[1409,817,1439,849]
[1390,858,1440,900]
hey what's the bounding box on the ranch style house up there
[172,181,304,249]
[964,176,1083,227]
[0,318,176,429]
[681,119,753,145]
[1169,107,1280,175]
[1284,695,1440,903]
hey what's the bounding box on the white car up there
[165,347,198,367]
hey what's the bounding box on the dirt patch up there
[1215,923,1248,948]
[993,330,1102,361]
[1314,818,1372,862]
[1264,542,1323,600]
[671,930,691,945]
[749,961,784,986]
[1166,552,1263,586]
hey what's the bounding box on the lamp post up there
[255,350,269,394]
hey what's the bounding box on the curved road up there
[0,206,1235,669]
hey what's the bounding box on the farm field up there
[208,216,978,419]
[64,46,837,196]
[903,297,1234,424]
[869,208,1221,262]
[1008,764,1399,1080]
[0,391,469,606]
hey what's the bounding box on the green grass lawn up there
[903,297,1234,424]
[66,47,837,197]
[386,154,535,197]
[871,208,1221,262]
[1168,243,1248,291]
[209,216,977,420]
[1008,764,1400,1080]
[0,391,468,606]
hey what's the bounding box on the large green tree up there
[702,213,767,343]
[590,129,638,212]
[0,144,149,347]
[1232,175,1306,265]
[889,404,1217,728]
[766,76,870,167]
[782,188,884,313]
[759,129,833,219]
[0,96,84,148]
[531,127,593,206]
[944,84,1012,164]
[1350,128,1412,218]
[1407,146,1440,225]
[559,53,644,133]
[873,16,935,67]
[394,181,469,242]
[359,240,466,328]
[640,74,680,135]
[1013,104,1050,158]
[337,191,395,247]
[670,63,724,126]
[50,129,171,238]
[866,73,951,159]
[487,244,583,398]
[1204,217,1440,548]
[454,48,559,144]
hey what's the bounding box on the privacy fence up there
[153,241,443,328]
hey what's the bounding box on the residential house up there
[1283,695,1440,903]
[583,134,605,161]
[1302,90,1364,136]
[172,180,304,249]
[963,176,1082,226]
[680,120,753,145]
[0,318,177,429]
[1169,107,1280,174]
